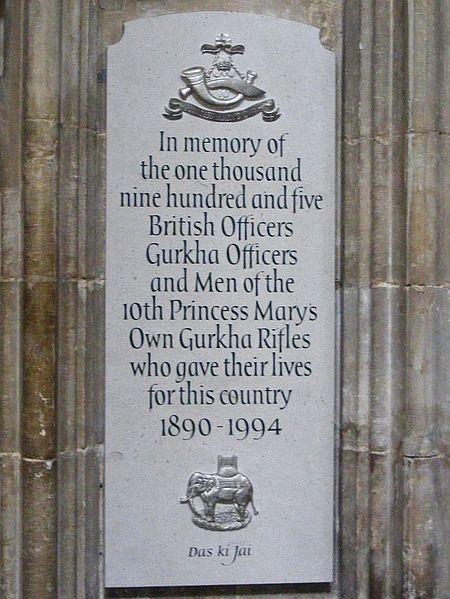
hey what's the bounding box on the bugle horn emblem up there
[163,33,280,122]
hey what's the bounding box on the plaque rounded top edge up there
[107,11,334,55]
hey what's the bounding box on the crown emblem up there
[164,34,280,122]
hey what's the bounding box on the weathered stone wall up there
[0,1,448,598]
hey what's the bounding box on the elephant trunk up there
[180,487,193,503]
[180,482,197,503]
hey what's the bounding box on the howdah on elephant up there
[180,471,258,523]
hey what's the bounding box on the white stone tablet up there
[105,11,335,587]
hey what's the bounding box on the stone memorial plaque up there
[105,12,335,588]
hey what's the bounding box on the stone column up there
[341,2,449,597]
[0,1,448,598]
[1,1,61,598]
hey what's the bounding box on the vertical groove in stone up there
[57,1,85,594]
[0,0,24,596]
[368,3,407,599]
[341,1,372,596]
[57,1,104,597]
[85,2,105,596]
[403,1,450,598]
[21,1,61,598]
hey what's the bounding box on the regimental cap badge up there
[164,33,280,122]
[180,455,259,531]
